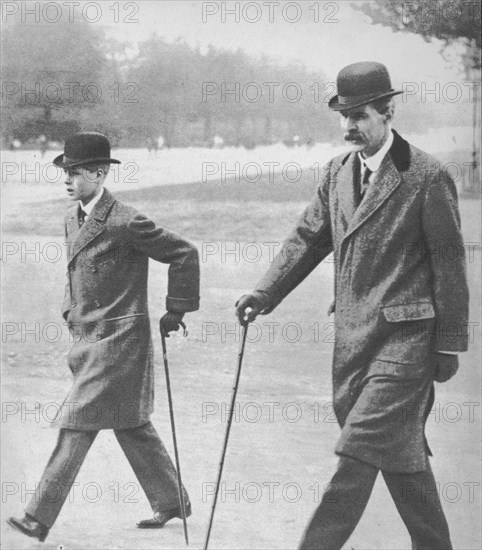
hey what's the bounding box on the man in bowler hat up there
[236,62,469,549]
[7,132,200,542]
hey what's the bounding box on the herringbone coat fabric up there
[57,188,200,430]
[254,131,469,472]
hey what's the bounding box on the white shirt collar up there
[80,187,104,216]
[358,129,394,173]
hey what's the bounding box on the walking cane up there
[203,322,249,550]
[160,320,189,546]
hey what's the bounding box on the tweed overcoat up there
[57,188,200,430]
[254,131,469,472]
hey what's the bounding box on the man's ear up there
[386,103,395,122]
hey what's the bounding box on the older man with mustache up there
[236,62,469,549]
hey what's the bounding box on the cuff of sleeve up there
[434,339,468,353]
[166,296,200,313]
[62,303,71,321]
[252,289,275,315]
[434,321,469,352]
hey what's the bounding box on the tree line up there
[1,20,342,148]
[1,4,479,149]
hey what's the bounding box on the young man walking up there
[8,132,200,542]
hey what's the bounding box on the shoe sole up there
[137,508,192,529]
[7,518,48,542]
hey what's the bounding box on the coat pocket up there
[382,302,435,323]
[367,359,430,380]
[103,314,149,347]
[377,302,436,365]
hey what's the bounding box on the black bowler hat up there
[53,132,121,169]
[329,61,403,111]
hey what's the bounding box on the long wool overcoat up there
[57,188,200,430]
[254,131,469,472]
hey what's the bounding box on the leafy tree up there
[1,20,111,141]
[355,0,480,194]
[354,0,480,72]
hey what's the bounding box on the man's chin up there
[345,141,366,153]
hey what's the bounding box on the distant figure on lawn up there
[147,135,159,155]
[236,62,469,550]
[7,132,200,542]
[39,134,48,158]
[9,138,21,150]
[213,134,224,148]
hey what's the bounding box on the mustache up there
[344,133,364,141]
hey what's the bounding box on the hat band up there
[337,90,393,105]
[63,156,86,165]
[60,156,119,166]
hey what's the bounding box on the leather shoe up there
[137,502,192,529]
[7,514,49,542]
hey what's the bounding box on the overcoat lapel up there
[337,153,360,232]
[67,189,115,265]
[65,207,80,263]
[342,153,401,242]
[340,130,411,243]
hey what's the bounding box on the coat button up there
[94,300,101,307]
[91,266,97,273]
[72,301,77,307]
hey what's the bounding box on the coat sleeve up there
[62,277,71,321]
[422,168,469,352]
[127,214,200,313]
[62,222,71,321]
[254,164,334,314]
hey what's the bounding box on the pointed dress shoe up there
[137,502,192,529]
[7,514,49,542]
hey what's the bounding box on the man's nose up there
[64,173,72,184]
[342,117,357,132]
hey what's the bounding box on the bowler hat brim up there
[53,155,121,169]
[329,89,403,111]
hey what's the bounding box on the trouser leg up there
[25,429,97,528]
[382,463,453,550]
[298,455,379,550]
[114,421,189,513]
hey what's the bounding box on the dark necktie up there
[78,208,86,227]
[354,162,372,208]
[361,166,372,195]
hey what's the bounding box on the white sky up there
[102,0,464,84]
[2,0,467,86]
